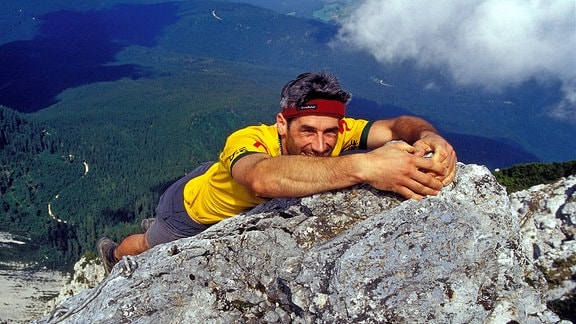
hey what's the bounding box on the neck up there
[278,135,283,155]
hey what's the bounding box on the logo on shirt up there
[342,140,359,151]
[339,119,351,134]
[253,141,269,154]
[227,146,248,162]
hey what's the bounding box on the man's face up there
[277,114,340,157]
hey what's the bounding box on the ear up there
[276,113,288,136]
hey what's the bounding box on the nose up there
[311,133,328,155]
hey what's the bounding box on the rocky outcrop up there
[38,164,575,323]
[44,255,106,312]
[512,174,576,320]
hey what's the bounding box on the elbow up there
[245,175,276,198]
[232,155,276,197]
[249,179,269,197]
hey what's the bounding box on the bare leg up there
[113,233,149,260]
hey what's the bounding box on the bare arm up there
[231,152,366,198]
[366,116,440,148]
[232,115,456,200]
[232,141,448,200]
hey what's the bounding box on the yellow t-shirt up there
[183,118,372,224]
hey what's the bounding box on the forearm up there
[248,142,448,200]
[246,154,366,198]
[389,116,439,144]
[234,141,451,200]
[368,116,439,148]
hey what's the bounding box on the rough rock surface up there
[512,175,576,307]
[44,256,106,312]
[38,164,574,323]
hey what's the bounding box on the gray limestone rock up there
[38,164,569,323]
[512,175,576,306]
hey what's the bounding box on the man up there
[98,71,457,274]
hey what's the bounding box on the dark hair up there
[279,71,352,109]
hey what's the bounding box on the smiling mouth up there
[301,151,329,157]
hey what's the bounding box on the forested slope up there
[493,160,576,193]
[1,106,81,266]
[0,66,285,270]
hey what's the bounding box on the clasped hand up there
[365,137,457,200]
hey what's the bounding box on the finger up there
[441,151,458,184]
[412,141,430,157]
[442,166,457,186]
[414,156,447,177]
[432,148,447,163]
[431,160,456,185]
[396,186,424,200]
[386,140,414,153]
[394,171,443,199]
[412,170,444,192]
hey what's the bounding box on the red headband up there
[282,99,346,119]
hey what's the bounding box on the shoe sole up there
[97,238,116,275]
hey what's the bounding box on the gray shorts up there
[146,162,214,248]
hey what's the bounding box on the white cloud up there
[547,81,576,124]
[336,0,576,122]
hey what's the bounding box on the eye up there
[324,128,339,137]
[324,132,337,139]
[299,126,316,134]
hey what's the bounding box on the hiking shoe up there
[97,237,119,275]
[140,218,156,232]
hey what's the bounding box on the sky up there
[336,0,576,124]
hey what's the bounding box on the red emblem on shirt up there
[339,119,351,134]
[254,141,269,154]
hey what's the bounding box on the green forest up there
[0,65,290,270]
[493,160,576,193]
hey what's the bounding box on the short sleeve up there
[219,125,278,173]
[338,118,372,152]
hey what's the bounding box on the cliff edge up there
[38,164,575,323]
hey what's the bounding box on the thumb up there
[387,140,414,153]
[412,142,429,157]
